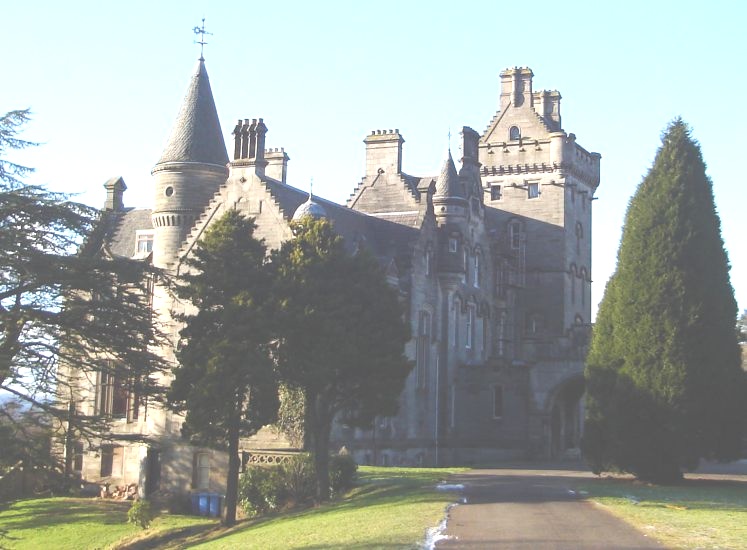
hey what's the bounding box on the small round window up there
[165,186,174,197]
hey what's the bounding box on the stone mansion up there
[65,59,600,496]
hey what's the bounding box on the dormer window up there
[509,126,521,141]
[135,230,154,255]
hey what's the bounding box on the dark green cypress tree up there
[583,119,745,483]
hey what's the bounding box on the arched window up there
[509,126,521,141]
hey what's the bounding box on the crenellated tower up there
[151,58,229,269]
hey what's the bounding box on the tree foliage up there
[167,210,279,526]
[0,110,166,470]
[272,217,412,501]
[583,119,746,483]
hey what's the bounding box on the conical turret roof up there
[156,59,229,167]
[434,150,465,199]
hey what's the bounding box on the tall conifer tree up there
[168,210,278,526]
[583,119,745,483]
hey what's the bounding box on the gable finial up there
[309,177,314,199]
[193,18,212,61]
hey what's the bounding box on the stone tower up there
[479,66,601,359]
[151,58,229,269]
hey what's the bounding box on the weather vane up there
[193,18,212,60]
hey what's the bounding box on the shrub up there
[238,465,286,517]
[329,453,357,497]
[127,499,155,529]
[238,452,358,517]
[281,453,316,505]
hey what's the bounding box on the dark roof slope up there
[262,178,419,268]
[104,208,153,258]
[156,59,228,167]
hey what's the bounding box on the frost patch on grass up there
[422,503,458,549]
[435,483,465,491]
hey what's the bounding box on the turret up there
[433,151,467,223]
[151,58,229,269]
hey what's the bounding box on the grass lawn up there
[0,497,217,550]
[576,476,747,549]
[180,466,466,550]
[0,467,464,549]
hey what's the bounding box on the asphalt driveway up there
[436,466,665,549]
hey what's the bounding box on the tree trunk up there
[223,413,241,526]
[63,399,75,477]
[311,394,331,502]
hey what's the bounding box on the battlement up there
[369,129,401,136]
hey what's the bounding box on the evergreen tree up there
[583,119,746,483]
[272,217,412,501]
[0,110,166,471]
[167,210,278,526]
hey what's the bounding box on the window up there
[135,230,154,254]
[509,126,521,141]
[473,253,481,288]
[424,246,433,277]
[527,182,539,199]
[466,304,475,350]
[193,452,210,490]
[490,185,502,201]
[448,238,458,253]
[100,445,123,478]
[509,222,522,250]
[97,365,138,421]
[416,311,431,388]
[575,222,583,255]
[497,311,507,357]
[73,442,84,473]
[493,386,504,418]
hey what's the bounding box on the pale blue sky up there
[4,0,746,318]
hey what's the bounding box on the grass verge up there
[576,476,747,549]
[0,467,465,549]
[0,497,217,550]
[179,466,466,549]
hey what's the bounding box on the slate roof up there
[262,178,419,268]
[434,151,465,199]
[156,59,229,167]
[103,208,153,258]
